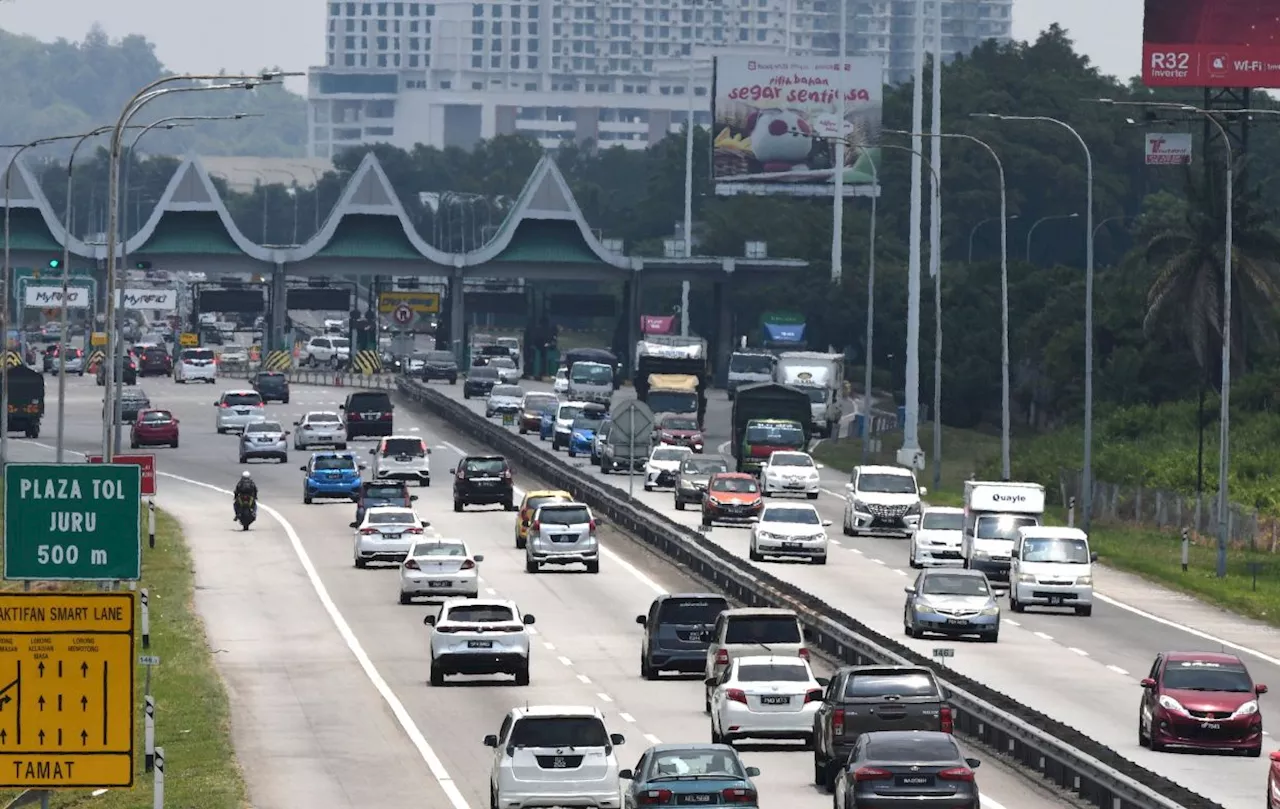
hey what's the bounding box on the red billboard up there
[87,454,157,496]
[640,314,676,335]
[1143,0,1280,87]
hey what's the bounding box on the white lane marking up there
[1003,619,1019,627]
[1093,590,1280,669]
[829,539,842,546]
[1068,647,1089,657]
[821,488,847,500]
[619,713,637,723]
[851,548,864,555]
[484,587,497,595]
[1106,665,1129,676]
[1033,631,1053,641]
[893,569,907,577]
[558,656,574,667]
[981,796,1009,809]
[525,626,539,635]
[598,693,614,702]
[577,674,592,684]
[643,733,663,745]
[872,558,885,566]
[543,642,556,650]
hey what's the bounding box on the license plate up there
[677,796,714,805]
[760,695,791,705]
[467,640,493,649]
[552,534,576,543]
[427,581,452,588]
[783,542,802,550]
[896,775,933,787]
[1202,722,1221,729]
[381,532,402,538]
[786,483,804,489]
[551,757,568,768]
[1049,596,1063,605]
[946,618,970,626]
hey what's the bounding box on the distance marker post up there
[141,588,151,649]
[148,498,156,549]
[153,746,165,809]
[139,654,160,772]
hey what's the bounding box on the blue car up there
[302,451,364,504]
[537,402,559,441]
[621,743,760,808]
[567,417,598,458]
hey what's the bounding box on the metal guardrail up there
[2,790,50,809]
[393,377,1221,809]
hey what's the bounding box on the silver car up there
[239,419,289,463]
[294,411,347,449]
[353,506,427,568]
[214,389,266,434]
[398,538,483,603]
[903,567,1001,642]
[485,384,525,418]
[525,501,602,574]
[487,356,521,384]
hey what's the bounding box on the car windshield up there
[491,385,524,398]
[730,354,774,374]
[745,424,804,445]
[647,390,697,413]
[223,393,263,406]
[555,369,567,379]
[446,604,515,624]
[771,453,813,467]
[922,511,964,531]
[660,417,697,431]
[539,505,590,525]
[1021,537,1091,564]
[331,338,351,349]
[857,473,917,494]
[140,411,172,423]
[724,616,801,644]
[471,367,499,379]
[711,477,759,493]
[570,363,612,383]
[369,511,416,525]
[761,507,820,524]
[657,598,728,624]
[571,418,598,431]
[800,387,827,404]
[426,351,454,363]
[921,573,990,597]
[349,393,392,410]
[738,663,810,682]
[306,413,341,424]
[413,543,465,557]
[257,373,286,385]
[1163,661,1254,692]
[382,438,426,457]
[313,457,356,471]
[524,395,557,410]
[646,750,745,780]
[845,673,937,698]
[525,495,570,513]
[182,349,214,361]
[464,458,507,475]
[683,459,728,475]
[245,422,282,434]
[865,734,959,762]
[557,405,583,420]
[364,485,406,502]
[509,717,607,748]
[975,515,1038,540]
[652,448,689,462]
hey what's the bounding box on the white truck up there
[961,480,1046,582]
[775,351,844,437]
[727,350,776,400]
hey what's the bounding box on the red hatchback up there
[130,409,180,449]
[1139,651,1267,756]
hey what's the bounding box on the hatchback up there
[353,480,416,524]
[352,506,427,568]
[214,389,266,434]
[620,744,759,807]
[130,409,179,449]
[370,435,431,486]
[137,345,172,377]
[525,501,601,574]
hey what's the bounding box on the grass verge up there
[0,508,247,809]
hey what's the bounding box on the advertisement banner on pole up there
[114,289,178,310]
[24,286,90,309]
[1145,132,1194,165]
[640,315,675,335]
[711,55,882,197]
[1142,0,1280,88]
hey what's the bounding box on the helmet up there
[241,470,252,479]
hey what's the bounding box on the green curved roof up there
[133,211,242,255]
[4,209,61,252]
[316,215,422,260]
[490,220,603,264]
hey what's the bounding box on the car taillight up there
[938,767,974,782]
[348,412,361,420]
[531,520,540,532]
[359,527,380,534]
[853,767,892,782]
[435,626,461,633]
[501,469,512,479]
[721,787,756,803]
[798,648,810,660]
[940,705,953,734]
[804,688,823,704]
[588,519,597,531]
[460,559,476,570]
[381,412,392,420]
[220,402,230,408]
[725,688,747,704]
[833,708,845,736]
[405,527,424,534]
[715,649,729,665]
[635,789,672,805]
[403,559,420,570]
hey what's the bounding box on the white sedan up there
[709,655,824,747]
[761,450,822,499]
[294,411,347,449]
[399,539,483,603]
[749,503,831,564]
[553,367,570,394]
[353,506,429,568]
[909,506,966,568]
[643,445,694,491]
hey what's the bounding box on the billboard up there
[712,55,882,197]
[1143,0,1280,87]
[24,286,90,308]
[114,289,177,310]
[1145,132,1194,165]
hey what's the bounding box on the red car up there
[1139,651,1266,756]
[1268,749,1280,808]
[651,413,705,453]
[130,409,180,449]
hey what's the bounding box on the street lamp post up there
[1024,212,1080,262]
[1092,214,1131,241]
[858,149,878,464]
[975,112,1095,527]
[968,215,1018,263]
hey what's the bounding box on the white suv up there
[174,347,217,384]
[426,598,534,686]
[526,502,601,574]
[760,450,821,499]
[484,706,625,809]
[370,435,431,486]
[841,464,925,537]
[302,336,350,367]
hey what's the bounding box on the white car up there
[218,345,249,369]
[214,389,266,434]
[488,356,521,384]
[399,538,483,604]
[643,445,694,491]
[749,503,831,564]
[709,655,823,747]
[526,501,601,574]
[293,411,347,449]
[302,335,350,367]
[553,367,570,394]
[910,506,966,568]
[760,450,822,499]
[175,347,217,384]
[427,598,534,685]
[549,401,590,450]
[485,384,525,418]
[842,464,925,538]
[323,317,346,335]
[352,506,428,568]
[369,435,431,486]
[484,705,624,808]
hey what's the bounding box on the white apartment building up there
[306,0,1012,156]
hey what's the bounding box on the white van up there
[174,347,217,384]
[961,481,1045,581]
[1011,526,1096,616]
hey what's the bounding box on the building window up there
[344,53,356,65]
[491,38,502,51]
[440,79,450,88]
[528,4,538,17]
[472,3,483,15]
[492,21,502,33]
[376,35,388,48]
[473,37,483,50]
[409,54,420,66]
[362,3,371,14]
[472,55,482,67]
[472,81,483,89]
[472,20,484,33]
[330,2,341,15]
[346,2,356,13]
[491,3,501,16]
[394,2,403,13]
[527,55,537,68]
[409,2,419,12]
[511,56,520,69]
[491,55,501,67]
[366,126,394,136]
[409,36,420,48]
[377,2,387,14]
[377,54,387,66]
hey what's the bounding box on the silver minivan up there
[525,502,602,575]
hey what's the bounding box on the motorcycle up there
[234,494,257,531]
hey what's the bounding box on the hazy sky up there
[0,0,1145,92]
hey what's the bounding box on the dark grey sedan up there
[833,730,980,809]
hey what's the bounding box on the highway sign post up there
[0,592,136,788]
[608,400,654,499]
[3,463,142,581]
[86,454,156,497]
[392,303,414,326]
[932,647,955,667]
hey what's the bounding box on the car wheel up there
[643,484,653,492]
[130,439,139,449]
[807,492,819,500]
[640,655,656,680]
[354,557,367,569]
[585,560,600,574]
[1010,592,1025,613]
[429,662,444,687]
[983,629,999,643]
[514,665,530,686]
[217,428,226,435]
[518,426,527,434]
[909,547,922,568]
[304,494,313,505]
[399,592,412,605]
[674,500,684,511]
[1075,605,1093,617]
[701,513,712,527]
[748,545,763,563]
[710,723,723,745]
[842,514,854,537]
[463,391,470,400]
[505,500,516,511]
[813,554,827,565]
[337,443,347,450]
[515,534,526,549]
[171,438,179,448]
[704,687,712,714]
[1137,718,1150,749]
[1246,745,1263,758]
[453,499,463,512]
[567,450,576,457]
[525,557,538,574]
[238,455,247,464]
[813,752,827,787]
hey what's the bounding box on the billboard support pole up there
[929,3,943,493]
[896,0,926,471]
[831,0,847,285]
[681,58,695,338]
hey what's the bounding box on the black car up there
[353,479,417,525]
[252,371,291,403]
[105,388,151,423]
[637,593,729,679]
[96,356,137,386]
[420,350,458,384]
[462,366,500,399]
[832,731,980,808]
[340,391,394,439]
[137,346,172,377]
[451,455,516,511]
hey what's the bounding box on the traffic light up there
[134,261,152,270]
[47,259,60,270]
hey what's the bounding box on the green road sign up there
[3,463,142,581]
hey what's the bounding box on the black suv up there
[252,371,291,403]
[353,479,418,525]
[462,366,499,399]
[637,593,729,679]
[420,350,458,384]
[812,665,951,790]
[340,391,394,440]
[451,455,516,511]
[137,345,172,377]
[97,356,137,386]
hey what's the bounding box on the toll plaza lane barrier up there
[218,368,397,390]
[393,377,1220,809]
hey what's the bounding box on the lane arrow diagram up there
[57,729,62,745]
[0,729,7,744]
[80,696,88,711]
[57,661,63,678]
[0,695,11,712]
[57,695,62,711]
[36,662,44,678]
[80,730,88,746]
[80,662,88,678]
[37,730,45,745]
[36,696,44,712]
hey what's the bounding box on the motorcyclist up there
[233,470,258,521]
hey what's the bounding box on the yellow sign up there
[179,332,199,347]
[0,593,135,788]
[377,291,440,315]
[89,332,107,347]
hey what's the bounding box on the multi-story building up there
[306,0,1012,157]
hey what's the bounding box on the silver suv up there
[525,502,602,575]
[369,435,431,486]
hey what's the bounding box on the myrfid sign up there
[23,286,90,309]
[113,289,177,310]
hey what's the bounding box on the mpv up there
[341,391,394,440]
[174,347,217,384]
[637,593,729,679]
[703,607,809,712]
[526,502,602,575]
[370,435,431,486]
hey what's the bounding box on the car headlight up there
[971,549,989,559]
[1076,575,1093,586]
[1232,700,1259,718]
[914,602,931,613]
[980,606,1000,616]
[1158,695,1187,714]
[906,502,922,514]
[852,499,868,511]
[1017,573,1036,583]
[757,531,776,540]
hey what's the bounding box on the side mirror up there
[904,586,916,594]
[284,432,291,437]
[705,677,718,686]
[292,421,300,426]
[349,521,358,528]
[919,486,928,496]
[339,404,346,410]
[821,520,833,527]
[1010,550,1020,560]
[483,734,498,748]
[748,516,760,523]
[618,768,633,780]
[426,447,432,454]
[1090,552,1099,563]
[816,463,825,470]
[410,495,419,502]
[1140,678,1156,688]
[474,554,485,562]
[299,466,307,471]
[358,463,368,470]
[965,758,981,769]
[423,615,436,626]
[522,614,536,625]
[369,449,376,455]
[173,420,180,425]
[1270,751,1280,763]
[1257,683,1269,695]
[213,401,219,406]
[448,468,457,474]
[421,520,431,528]
[744,766,761,777]
[845,482,855,491]
[816,677,830,687]
[802,628,816,642]
[609,733,626,746]
[635,615,646,625]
